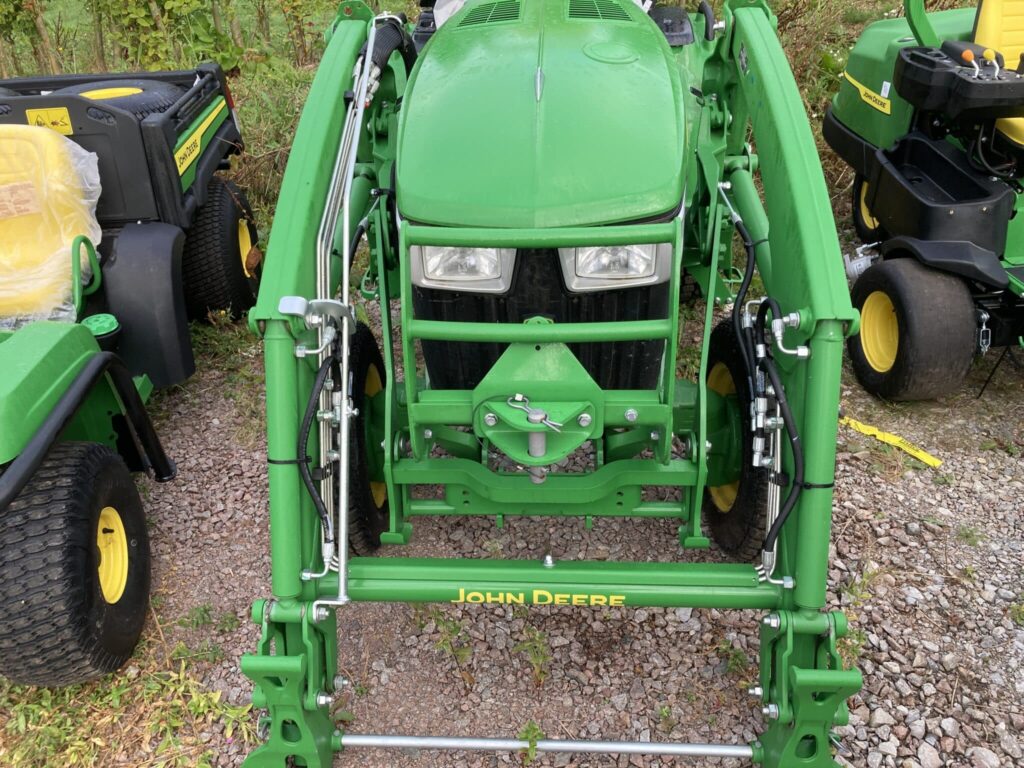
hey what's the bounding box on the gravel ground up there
[140,311,1023,768]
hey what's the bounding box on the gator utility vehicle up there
[244,1,861,766]
[0,64,259,686]
[825,0,1024,400]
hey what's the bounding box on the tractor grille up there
[568,0,632,21]
[458,0,522,27]
[413,249,668,390]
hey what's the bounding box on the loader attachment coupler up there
[242,1,861,766]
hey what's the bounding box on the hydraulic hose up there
[731,219,759,402]
[298,354,339,545]
[361,17,417,76]
[754,298,805,551]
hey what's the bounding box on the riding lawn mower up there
[826,0,1024,400]
[243,0,861,765]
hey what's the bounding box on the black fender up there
[882,236,1010,290]
[102,222,195,387]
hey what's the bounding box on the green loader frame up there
[242,1,861,766]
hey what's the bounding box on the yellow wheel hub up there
[859,181,880,232]
[860,290,899,373]
[80,86,143,100]
[365,364,388,508]
[96,506,129,604]
[706,362,739,513]
[238,219,254,278]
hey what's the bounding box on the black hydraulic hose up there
[697,1,716,41]
[362,17,417,75]
[349,219,367,261]
[298,354,337,544]
[754,299,805,551]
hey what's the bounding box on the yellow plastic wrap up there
[0,124,102,328]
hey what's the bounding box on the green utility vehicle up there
[0,64,259,686]
[825,0,1024,400]
[244,1,860,766]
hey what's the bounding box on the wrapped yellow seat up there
[0,124,101,325]
[973,0,1024,145]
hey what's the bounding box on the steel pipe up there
[339,733,754,758]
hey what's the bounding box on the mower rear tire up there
[849,258,976,400]
[182,177,261,321]
[0,442,150,687]
[55,79,184,120]
[702,321,769,561]
[348,323,390,556]
[852,174,886,243]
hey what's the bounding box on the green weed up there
[955,525,984,547]
[513,626,553,687]
[429,610,475,689]
[517,720,545,765]
[178,604,214,629]
[716,641,750,676]
[216,612,241,633]
[657,704,676,733]
[1009,603,1024,627]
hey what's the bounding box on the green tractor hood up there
[396,0,685,228]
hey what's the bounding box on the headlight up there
[574,244,657,279]
[411,246,515,293]
[558,243,670,292]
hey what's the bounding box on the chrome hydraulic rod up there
[339,734,754,758]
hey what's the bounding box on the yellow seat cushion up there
[0,124,101,321]
[973,0,1024,145]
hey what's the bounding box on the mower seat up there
[973,0,1024,144]
[0,124,101,323]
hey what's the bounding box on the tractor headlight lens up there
[411,246,516,293]
[423,246,503,281]
[573,244,657,279]
[558,243,670,292]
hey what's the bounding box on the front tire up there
[849,258,976,401]
[347,323,390,555]
[702,321,769,561]
[0,442,150,686]
[182,177,261,321]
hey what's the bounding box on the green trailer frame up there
[242,2,861,766]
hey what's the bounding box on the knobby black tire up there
[702,321,769,561]
[55,79,184,120]
[0,442,150,686]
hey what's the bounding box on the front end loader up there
[243,1,861,765]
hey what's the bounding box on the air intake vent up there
[458,0,522,27]
[568,0,632,21]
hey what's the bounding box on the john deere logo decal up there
[842,71,891,115]
[452,588,626,606]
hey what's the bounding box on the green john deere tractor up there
[825,0,1024,400]
[0,64,259,686]
[243,1,861,766]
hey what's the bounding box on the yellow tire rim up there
[365,364,388,508]
[706,362,740,513]
[238,219,254,278]
[80,86,143,101]
[97,506,129,604]
[860,290,899,373]
[859,181,880,232]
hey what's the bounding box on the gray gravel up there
[139,315,1023,767]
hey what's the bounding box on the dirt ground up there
[141,311,1024,768]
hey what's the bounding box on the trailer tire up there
[348,323,390,556]
[56,79,184,120]
[0,442,150,687]
[849,258,975,401]
[852,174,886,243]
[182,177,261,321]
[702,321,769,561]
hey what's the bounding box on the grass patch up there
[715,641,750,676]
[0,603,252,767]
[955,525,985,547]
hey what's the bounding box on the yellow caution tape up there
[839,416,942,468]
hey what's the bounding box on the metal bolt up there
[650,431,660,442]
[748,686,763,698]
[705,440,713,451]
[577,413,592,428]
[333,675,350,690]
[543,553,555,568]
[313,605,330,623]
[423,428,433,440]
[316,691,333,708]
[624,408,639,423]
[484,413,498,427]
[762,704,780,720]
[763,613,781,629]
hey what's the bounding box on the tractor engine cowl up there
[395,0,686,228]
